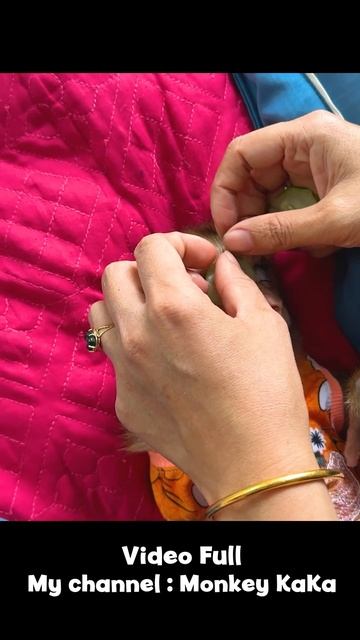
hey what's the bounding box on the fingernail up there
[224,229,254,252]
[223,250,238,265]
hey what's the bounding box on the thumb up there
[214,251,269,317]
[223,201,330,255]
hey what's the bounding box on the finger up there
[251,167,316,195]
[101,261,145,326]
[211,121,301,236]
[187,270,209,293]
[211,115,325,237]
[214,251,270,318]
[223,201,328,255]
[210,143,267,237]
[88,299,119,361]
[134,232,218,300]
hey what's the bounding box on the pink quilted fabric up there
[0,73,252,520]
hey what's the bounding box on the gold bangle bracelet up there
[206,468,344,520]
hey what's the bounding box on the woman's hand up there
[89,232,321,509]
[211,110,360,256]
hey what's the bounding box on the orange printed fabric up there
[296,354,345,465]
[149,355,360,521]
[149,452,207,521]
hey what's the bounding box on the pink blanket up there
[0,73,252,520]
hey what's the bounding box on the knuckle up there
[149,291,195,324]
[167,230,182,243]
[303,110,341,145]
[305,109,338,129]
[115,396,129,425]
[228,136,241,154]
[167,230,184,250]
[265,214,292,247]
[122,329,146,362]
[324,194,346,214]
[88,300,103,325]
[102,261,133,292]
[101,261,118,291]
[269,306,289,334]
[134,233,157,257]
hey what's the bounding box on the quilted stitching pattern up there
[0,73,252,520]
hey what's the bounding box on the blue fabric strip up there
[232,73,329,127]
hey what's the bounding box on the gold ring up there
[85,324,114,352]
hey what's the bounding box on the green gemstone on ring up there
[85,330,98,351]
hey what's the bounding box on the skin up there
[89,232,336,520]
[211,109,360,473]
[89,110,360,520]
[211,111,360,257]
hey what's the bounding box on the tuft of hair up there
[121,429,150,453]
[186,224,256,279]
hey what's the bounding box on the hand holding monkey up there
[90,232,337,519]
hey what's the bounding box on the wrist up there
[212,477,337,521]
[205,446,336,521]
[201,429,317,506]
[200,439,338,520]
